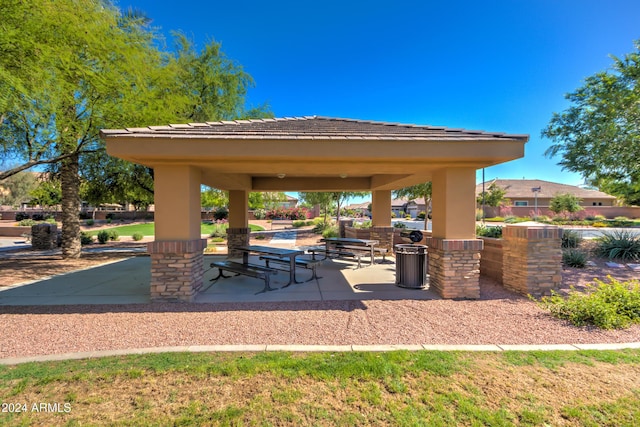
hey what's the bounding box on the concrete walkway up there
[3,342,640,365]
[2,241,638,365]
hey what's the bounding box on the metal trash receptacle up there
[395,244,428,289]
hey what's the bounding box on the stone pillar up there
[428,237,483,299]
[370,226,394,252]
[339,219,354,237]
[148,239,207,302]
[502,223,563,297]
[31,223,57,250]
[227,227,250,259]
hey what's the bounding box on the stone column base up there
[226,227,250,259]
[31,223,57,250]
[503,223,563,297]
[428,238,483,299]
[147,239,207,302]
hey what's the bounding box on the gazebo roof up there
[102,116,528,192]
[102,115,528,141]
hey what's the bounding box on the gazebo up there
[101,116,529,302]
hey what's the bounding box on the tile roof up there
[476,179,616,199]
[101,116,529,142]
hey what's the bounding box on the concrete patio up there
[0,253,440,306]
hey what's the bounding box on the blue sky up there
[121,0,639,202]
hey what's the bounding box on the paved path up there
[269,230,297,245]
[2,342,639,365]
[0,237,30,252]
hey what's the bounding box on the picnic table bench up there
[307,246,364,269]
[337,245,389,263]
[210,260,278,294]
[259,255,322,281]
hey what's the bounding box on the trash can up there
[395,244,428,289]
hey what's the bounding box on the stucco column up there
[371,190,394,252]
[148,165,207,302]
[371,190,392,227]
[428,168,482,299]
[227,190,250,258]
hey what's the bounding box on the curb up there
[2,342,639,365]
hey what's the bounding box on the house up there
[345,201,371,217]
[391,197,427,218]
[476,179,617,208]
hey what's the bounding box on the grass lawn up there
[85,222,264,236]
[1,349,639,425]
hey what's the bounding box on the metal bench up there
[210,260,278,294]
[259,255,323,282]
[307,247,363,269]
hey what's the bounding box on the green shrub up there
[476,224,502,238]
[80,232,94,245]
[561,230,583,248]
[209,236,225,243]
[592,221,608,228]
[45,217,57,224]
[97,230,110,244]
[253,208,266,220]
[18,219,37,226]
[321,226,339,238]
[254,234,266,240]
[209,223,228,239]
[562,249,587,268]
[132,233,144,241]
[417,211,427,220]
[292,220,307,228]
[536,277,640,329]
[354,220,372,229]
[107,230,119,241]
[594,230,640,261]
[608,218,633,227]
[85,219,95,226]
[594,214,606,221]
[393,222,407,228]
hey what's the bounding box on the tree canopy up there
[543,40,640,206]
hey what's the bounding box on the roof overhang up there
[101,116,528,192]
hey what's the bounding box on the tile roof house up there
[476,179,617,207]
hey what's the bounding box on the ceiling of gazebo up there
[101,116,528,191]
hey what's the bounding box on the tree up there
[201,187,228,210]
[476,182,507,207]
[1,0,270,258]
[0,171,37,207]
[1,0,170,257]
[548,193,583,217]
[332,192,369,223]
[394,183,432,229]
[543,40,640,206]
[29,179,62,209]
[298,192,335,225]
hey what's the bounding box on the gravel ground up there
[1,229,639,359]
[1,279,640,359]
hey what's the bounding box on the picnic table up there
[236,245,305,287]
[210,245,304,293]
[318,237,380,267]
